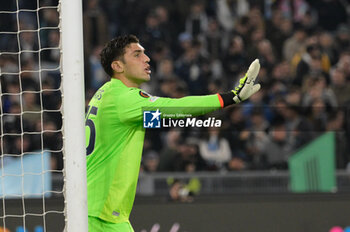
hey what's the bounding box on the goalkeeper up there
[86,35,261,231]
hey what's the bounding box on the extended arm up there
[118,59,261,122]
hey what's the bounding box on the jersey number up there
[85,105,98,156]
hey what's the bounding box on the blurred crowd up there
[0,0,63,170]
[0,0,350,173]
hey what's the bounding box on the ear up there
[111,60,124,73]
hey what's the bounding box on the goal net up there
[0,0,87,231]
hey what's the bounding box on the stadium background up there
[1,0,350,231]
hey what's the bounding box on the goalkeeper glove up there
[232,59,261,103]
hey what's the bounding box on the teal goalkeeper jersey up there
[86,78,222,223]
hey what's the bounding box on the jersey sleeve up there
[117,89,223,123]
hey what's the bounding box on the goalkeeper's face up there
[117,43,151,85]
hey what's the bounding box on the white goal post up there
[60,0,88,231]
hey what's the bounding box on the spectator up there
[185,1,208,39]
[142,151,160,173]
[18,24,39,62]
[272,61,294,88]
[223,35,248,78]
[246,28,266,61]
[302,76,337,109]
[155,5,176,48]
[241,84,272,122]
[285,87,302,106]
[22,90,41,126]
[247,7,264,31]
[83,0,108,56]
[203,18,223,61]
[335,25,350,53]
[283,24,307,62]
[20,59,40,91]
[89,46,108,90]
[256,39,276,71]
[34,120,64,170]
[176,32,193,57]
[299,9,317,32]
[283,105,314,149]
[156,58,179,81]
[329,67,350,106]
[40,8,59,47]
[243,108,270,169]
[158,129,182,171]
[168,179,194,202]
[41,30,60,64]
[139,11,167,53]
[337,52,350,81]
[326,111,349,169]
[319,32,339,66]
[234,15,251,42]
[308,98,328,132]
[227,157,246,171]
[216,0,249,32]
[266,9,293,59]
[175,137,206,171]
[199,128,232,170]
[4,81,21,108]
[175,40,210,94]
[260,120,295,170]
[226,106,248,162]
[293,42,331,86]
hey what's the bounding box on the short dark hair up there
[100,34,139,77]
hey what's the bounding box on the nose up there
[144,53,150,63]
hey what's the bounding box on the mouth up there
[145,66,151,74]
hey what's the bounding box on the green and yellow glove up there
[232,59,261,103]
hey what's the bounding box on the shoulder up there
[119,88,154,101]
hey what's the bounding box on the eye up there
[135,53,140,57]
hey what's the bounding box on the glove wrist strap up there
[218,91,235,107]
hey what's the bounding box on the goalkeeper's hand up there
[232,59,261,103]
